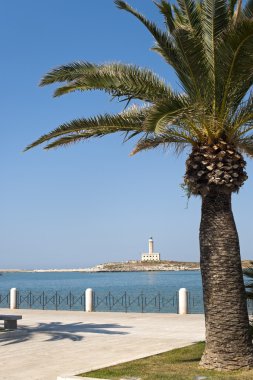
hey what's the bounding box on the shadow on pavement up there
[0,321,131,345]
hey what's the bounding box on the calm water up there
[0,270,202,294]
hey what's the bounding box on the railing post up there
[178,288,189,314]
[85,288,94,312]
[10,288,17,309]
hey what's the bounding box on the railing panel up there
[188,292,204,314]
[94,292,178,313]
[16,291,86,311]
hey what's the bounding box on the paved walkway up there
[0,309,205,380]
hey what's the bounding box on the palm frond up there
[141,96,190,132]
[115,0,203,99]
[202,0,229,106]
[141,98,213,143]
[130,132,190,155]
[154,1,175,32]
[24,107,147,151]
[40,62,96,86]
[237,135,253,157]
[203,0,229,68]
[227,94,253,138]
[177,0,201,33]
[42,133,104,150]
[173,4,186,25]
[156,1,208,100]
[42,62,173,103]
[218,19,253,116]
[172,27,209,100]
[115,0,180,67]
[115,1,210,101]
[203,0,230,115]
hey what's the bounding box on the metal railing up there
[0,289,204,313]
[1,288,251,315]
[0,289,180,313]
[93,291,178,313]
[15,291,86,311]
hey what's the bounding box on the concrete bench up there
[0,315,22,329]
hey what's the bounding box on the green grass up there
[80,342,253,379]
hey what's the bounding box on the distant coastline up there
[0,260,251,273]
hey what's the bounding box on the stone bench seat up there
[0,314,22,330]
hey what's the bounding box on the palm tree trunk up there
[199,191,253,370]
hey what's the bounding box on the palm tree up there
[25,0,253,371]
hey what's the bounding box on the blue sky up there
[1,0,253,269]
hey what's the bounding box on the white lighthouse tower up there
[141,237,161,262]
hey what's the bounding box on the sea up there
[0,270,202,293]
[0,270,203,313]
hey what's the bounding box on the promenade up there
[0,308,205,380]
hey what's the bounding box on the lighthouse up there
[141,237,161,262]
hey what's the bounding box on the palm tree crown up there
[25,0,253,195]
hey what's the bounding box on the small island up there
[0,260,200,273]
[84,260,201,272]
[0,259,252,273]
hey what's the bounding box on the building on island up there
[141,237,161,262]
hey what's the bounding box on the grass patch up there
[80,342,253,379]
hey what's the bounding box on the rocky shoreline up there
[86,260,200,272]
[0,260,199,273]
[0,260,251,273]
